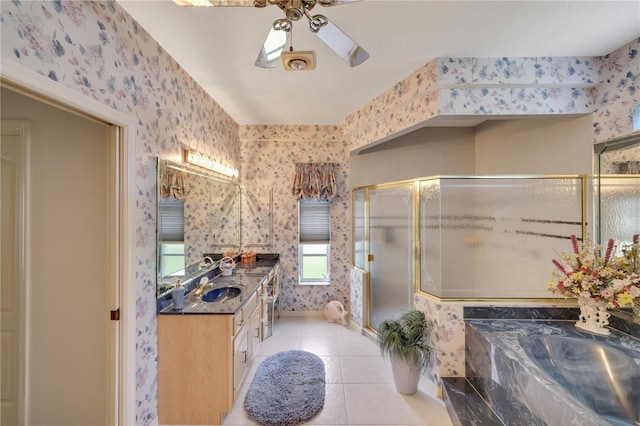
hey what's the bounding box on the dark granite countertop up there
[158,258,279,315]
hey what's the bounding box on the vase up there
[575,296,610,335]
[633,297,640,318]
[390,358,421,395]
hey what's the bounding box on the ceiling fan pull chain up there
[308,14,328,33]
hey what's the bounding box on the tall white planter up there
[390,358,421,395]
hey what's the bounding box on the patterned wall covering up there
[184,171,241,265]
[239,125,351,312]
[344,43,640,151]
[595,39,640,142]
[414,294,465,389]
[1,1,239,423]
[349,268,365,328]
[1,0,638,422]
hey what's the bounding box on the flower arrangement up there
[548,234,640,309]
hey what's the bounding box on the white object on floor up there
[324,301,348,326]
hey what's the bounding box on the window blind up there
[159,198,185,242]
[299,198,330,244]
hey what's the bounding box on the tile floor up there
[222,316,453,426]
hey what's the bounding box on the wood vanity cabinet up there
[158,281,265,425]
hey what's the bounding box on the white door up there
[1,88,117,425]
[1,122,25,426]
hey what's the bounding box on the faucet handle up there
[194,276,210,296]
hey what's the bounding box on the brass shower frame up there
[351,174,587,332]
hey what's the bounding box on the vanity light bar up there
[183,149,239,178]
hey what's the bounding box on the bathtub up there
[519,334,640,425]
[465,319,640,426]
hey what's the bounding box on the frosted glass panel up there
[600,175,640,252]
[353,189,366,269]
[420,177,584,298]
[368,184,413,331]
[420,180,441,296]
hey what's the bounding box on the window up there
[159,242,185,277]
[159,197,185,276]
[298,198,330,285]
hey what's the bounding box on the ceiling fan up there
[173,0,369,69]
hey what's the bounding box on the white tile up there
[221,386,254,425]
[245,355,267,383]
[344,383,412,425]
[299,335,340,357]
[341,356,393,384]
[257,334,300,356]
[338,335,381,357]
[311,384,349,425]
[336,324,361,337]
[399,388,453,425]
[273,317,307,336]
[319,356,343,384]
[223,317,452,426]
[302,320,342,336]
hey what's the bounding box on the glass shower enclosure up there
[353,175,586,332]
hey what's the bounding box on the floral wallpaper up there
[414,295,465,390]
[349,268,365,328]
[1,1,239,423]
[2,0,638,423]
[238,125,351,312]
[184,170,241,265]
[344,45,639,151]
[595,39,640,142]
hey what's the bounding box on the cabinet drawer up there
[242,291,258,321]
[233,291,258,336]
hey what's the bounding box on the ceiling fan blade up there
[255,21,291,68]
[312,18,368,67]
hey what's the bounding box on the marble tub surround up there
[442,377,504,426]
[465,320,640,426]
[463,305,579,320]
[610,310,640,339]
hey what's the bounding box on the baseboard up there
[348,319,363,334]
[278,310,324,318]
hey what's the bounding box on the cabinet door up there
[249,306,261,359]
[233,328,249,399]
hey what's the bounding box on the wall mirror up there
[241,188,273,247]
[594,132,640,315]
[156,158,241,295]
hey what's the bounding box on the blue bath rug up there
[244,350,325,426]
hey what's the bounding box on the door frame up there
[1,59,137,425]
[1,120,29,425]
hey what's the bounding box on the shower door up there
[367,183,415,331]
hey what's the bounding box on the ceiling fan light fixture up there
[283,0,303,20]
[281,50,315,71]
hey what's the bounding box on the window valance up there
[160,166,187,201]
[292,163,337,200]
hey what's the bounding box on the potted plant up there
[377,310,435,395]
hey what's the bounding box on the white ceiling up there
[118,1,640,126]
